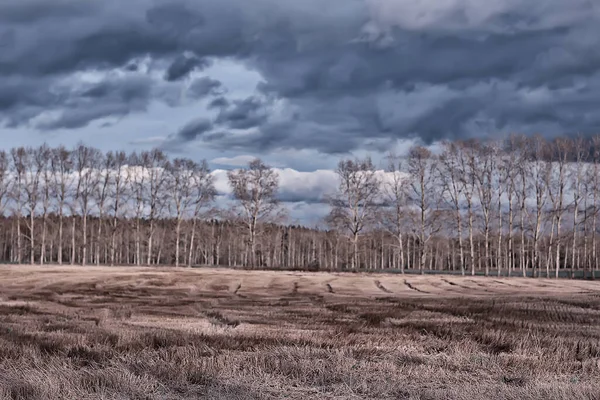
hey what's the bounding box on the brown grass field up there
[1,266,600,399]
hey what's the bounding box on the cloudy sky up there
[1,0,600,222]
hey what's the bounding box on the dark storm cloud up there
[215,96,269,130]
[37,75,153,130]
[164,54,211,81]
[4,0,600,152]
[81,77,151,102]
[174,118,214,141]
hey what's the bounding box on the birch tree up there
[381,154,409,272]
[50,146,74,265]
[187,160,215,267]
[166,158,213,267]
[0,151,10,218]
[529,136,551,277]
[9,148,27,263]
[93,152,113,265]
[143,150,169,265]
[129,152,146,265]
[228,159,281,268]
[20,147,43,265]
[457,141,479,275]
[569,137,586,275]
[544,138,569,278]
[109,151,130,266]
[328,157,380,270]
[407,146,441,273]
[73,144,101,266]
[439,141,466,275]
[473,143,497,276]
[35,145,52,265]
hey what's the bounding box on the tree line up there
[329,134,600,278]
[1,135,600,278]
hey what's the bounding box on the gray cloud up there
[215,96,269,130]
[37,75,153,130]
[208,96,229,109]
[174,118,214,141]
[164,54,211,81]
[3,0,600,153]
[188,77,223,98]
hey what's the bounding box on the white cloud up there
[211,167,338,203]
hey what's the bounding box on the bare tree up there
[502,135,525,275]
[456,141,479,275]
[18,147,44,264]
[9,148,27,264]
[544,138,569,278]
[108,151,130,266]
[166,158,214,267]
[35,145,52,265]
[591,136,600,276]
[407,146,441,273]
[228,159,282,268]
[439,142,466,275]
[511,136,533,277]
[93,152,113,265]
[529,136,551,277]
[582,157,596,278]
[187,160,215,268]
[143,149,169,265]
[473,142,497,276]
[11,147,28,264]
[381,154,409,272]
[72,144,102,266]
[0,151,10,218]
[569,137,587,277]
[328,157,381,270]
[129,152,146,266]
[492,140,506,276]
[50,146,74,265]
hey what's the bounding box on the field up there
[1,267,600,399]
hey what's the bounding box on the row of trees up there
[329,135,600,278]
[0,146,217,267]
[1,136,600,278]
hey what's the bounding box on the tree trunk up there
[58,213,63,265]
[30,213,35,264]
[82,214,87,266]
[457,213,465,276]
[555,217,562,279]
[135,219,141,266]
[147,220,154,266]
[41,214,47,265]
[468,203,475,276]
[188,219,197,268]
[175,219,181,267]
[71,218,76,265]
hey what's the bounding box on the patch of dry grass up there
[0,265,599,399]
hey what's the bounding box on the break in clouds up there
[1,0,600,155]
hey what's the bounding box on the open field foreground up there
[1,267,600,399]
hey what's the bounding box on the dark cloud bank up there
[2,0,600,154]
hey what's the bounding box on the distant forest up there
[1,134,600,278]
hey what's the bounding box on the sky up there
[1,0,600,222]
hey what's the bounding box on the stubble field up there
[0,265,600,399]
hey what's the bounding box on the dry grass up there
[0,265,599,399]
